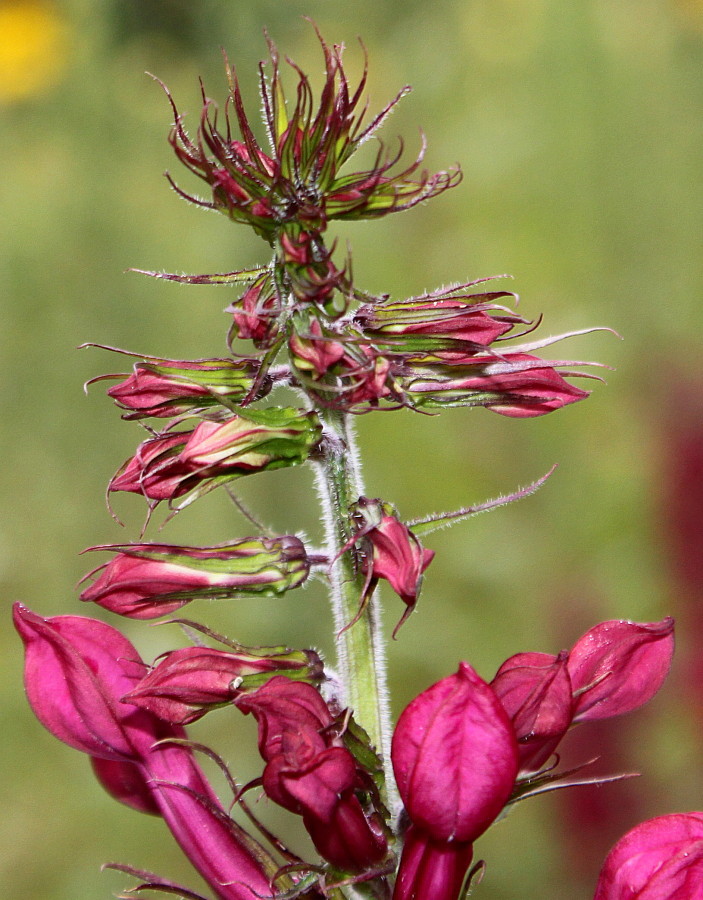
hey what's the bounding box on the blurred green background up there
[2,0,703,897]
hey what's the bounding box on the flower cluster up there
[14,27,692,900]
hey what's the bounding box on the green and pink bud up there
[123,644,324,724]
[354,281,522,351]
[104,356,266,418]
[226,273,281,349]
[289,326,395,412]
[109,407,322,503]
[402,351,593,417]
[79,536,310,619]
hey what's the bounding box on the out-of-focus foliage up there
[2,1,702,898]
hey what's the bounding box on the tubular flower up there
[391,663,519,900]
[102,356,267,418]
[79,537,310,619]
[237,677,389,874]
[109,407,322,504]
[123,644,323,725]
[13,604,276,900]
[593,813,703,899]
[165,31,460,240]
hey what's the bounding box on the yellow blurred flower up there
[0,1,70,103]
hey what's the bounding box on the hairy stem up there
[315,407,397,809]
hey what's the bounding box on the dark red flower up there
[237,677,388,873]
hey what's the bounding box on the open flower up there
[237,677,389,873]
[13,604,276,900]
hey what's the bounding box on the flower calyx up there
[165,29,460,242]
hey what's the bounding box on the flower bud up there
[402,351,591,417]
[391,664,518,900]
[226,274,280,349]
[352,497,434,636]
[79,536,310,619]
[288,317,346,379]
[594,813,703,899]
[392,662,518,845]
[355,287,520,350]
[124,644,324,724]
[109,408,322,503]
[491,650,573,773]
[106,357,265,418]
[167,33,459,238]
[568,617,675,723]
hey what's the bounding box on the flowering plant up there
[15,28,697,900]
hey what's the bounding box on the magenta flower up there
[124,644,323,724]
[593,813,703,899]
[237,676,389,873]
[491,618,674,774]
[568,617,675,723]
[79,537,310,619]
[391,663,519,900]
[345,497,435,636]
[491,650,573,773]
[13,603,276,900]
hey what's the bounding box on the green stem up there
[315,407,397,809]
